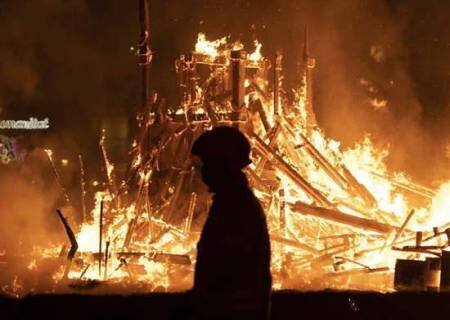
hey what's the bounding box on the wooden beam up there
[56,209,79,280]
[291,202,394,234]
[251,133,331,207]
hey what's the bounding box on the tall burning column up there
[230,49,246,124]
[138,0,152,112]
[303,27,317,136]
[273,52,283,116]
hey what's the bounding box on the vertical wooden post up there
[273,52,282,116]
[303,27,317,135]
[184,192,197,234]
[98,199,104,278]
[138,0,152,112]
[230,49,246,117]
[78,154,87,223]
[104,241,110,280]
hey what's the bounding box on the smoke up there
[257,0,449,183]
[0,0,139,164]
[0,150,62,255]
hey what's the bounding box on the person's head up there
[191,126,251,191]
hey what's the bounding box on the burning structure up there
[1,0,450,297]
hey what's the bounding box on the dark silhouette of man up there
[190,126,272,320]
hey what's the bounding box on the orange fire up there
[3,33,449,297]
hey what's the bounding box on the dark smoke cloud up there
[0,0,139,165]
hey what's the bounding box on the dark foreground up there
[0,290,447,320]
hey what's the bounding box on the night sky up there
[0,0,449,183]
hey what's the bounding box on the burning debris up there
[1,3,450,297]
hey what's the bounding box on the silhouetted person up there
[190,126,272,320]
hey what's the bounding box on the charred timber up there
[230,49,246,112]
[104,241,110,280]
[249,97,271,133]
[56,209,79,280]
[98,199,104,277]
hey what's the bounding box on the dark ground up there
[0,290,448,320]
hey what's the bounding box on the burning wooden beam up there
[273,52,282,116]
[388,209,416,248]
[138,0,152,110]
[254,124,282,175]
[98,199,104,278]
[184,192,197,234]
[122,218,136,250]
[230,49,246,112]
[78,154,87,223]
[245,167,273,194]
[270,234,320,254]
[249,97,271,133]
[298,133,350,191]
[290,202,394,234]
[45,149,72,208]
[369,171,436,199]
[164,140,192,223]
[203,99,218,127]
[104,241,110,280]
[326,267,390,278]
[341,165,377,209]
[302,26,317,135]
[285,118,378,209]
[251,133,331,207]
[79,264,90,280]
[99,133,121,210]
[279,188,287,236]
[56,209,78,280]
[116,252,191,265]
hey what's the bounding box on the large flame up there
[194,32,227,59]
[5,33,449,296]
